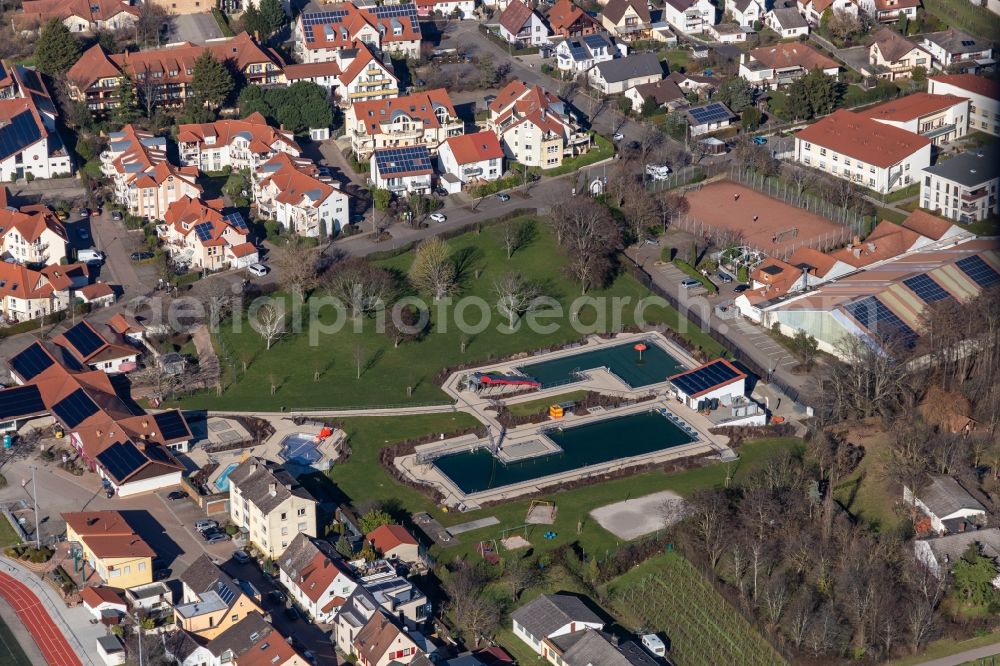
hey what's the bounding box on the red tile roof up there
[749,43,839,71]
[163,196,250,250]
[500,0,537,34]
[442,131,504,165]
[237,630,301,666]
[367,524,417,552]
[107,313,144,336]
[298,2,420,51]
[81,586,126,609]
[63,511,156,558]
[900,210,956,240]
[352,88,457,134]
[256,153,343,209]
[177,112,300,155]
[546,0,598,34]
[870,27,924,62]
[795,109,930,168]
[17,0,138,28]
[929,73,1000,100]
[860,93,968,122]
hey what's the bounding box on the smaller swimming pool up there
[280,433,323,465]
[517,340,685,389]
[214,462,239,493]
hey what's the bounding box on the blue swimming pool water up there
[214,462,239,492]
[280,433,322,465]
[517,341,685,388]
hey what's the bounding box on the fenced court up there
[680,180,851,260]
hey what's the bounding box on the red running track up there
[0,571,82,666]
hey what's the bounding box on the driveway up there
[89,211,154,300]
[168,12,224,44]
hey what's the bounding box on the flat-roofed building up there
[921,144,999,223]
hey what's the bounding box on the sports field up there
[684,180,847,257]
[0,617,33,666]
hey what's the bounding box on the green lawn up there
[660,48,691,73]
[889,631,1000,666]
[175,221,723,411]
[533,134,614,177]
[0,517,21,548]
[922,0,1000,37]
[875,206,908,224]
[506,391,588,416]
[0,618,32,666]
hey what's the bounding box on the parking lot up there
[167,12,224,44]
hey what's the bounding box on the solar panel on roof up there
[63,322,106,359]
[9,343,54,381]
[301,8,350,42]
[371,4,418,19]
[216,581,236,605]
[154,411,189,441]
[0,385,46,421]
[194,222,214,242]
[583,34,608,48]
[373,146,432,176]
[671,360,741,397]
[223,212,248,232]
[688,103,731,125]
[903,274,951,303]
[97,441,147,483]
[52,388,100,428]
[956,255,1000,289]
[843,296,917,346]
[0,111,43,161]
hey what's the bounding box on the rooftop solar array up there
[301,8,350,42]
[903,273,951,303]
[215,580,237,606]
[63,322,105,358]
[0,111,43,161]
[956,255,1000,289]
[0,385,46,421]
[670,360,742,398]
[9,343,54,381]
[97,441,146,483]
[52,388,100,428]
[843,296,917,346]
[194,222,215,242]
[373,146,432,177]
[223,212,248,232]
[566,41,588,61]
[371,4,418,20]
[583,33,609,49]
[688,103,732,125]
[154,411,190,441]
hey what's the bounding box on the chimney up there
[269,483,277,497]
[866,242,876,252]
[852,235,860,246]
[853,247,861,258]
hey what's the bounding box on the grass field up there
[506,390,588,416]
[0,617,33,666]
[889,631,1000,666]
[922,0,1000,38]
[605,552,787,666]
[0,518,20,549]
[175,221,724,411]
[833,430,906,534]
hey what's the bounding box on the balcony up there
[961,188,988,202]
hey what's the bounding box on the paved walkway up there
[913,642,1000,666]
[0,564,86,666]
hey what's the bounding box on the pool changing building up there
[668,359,767,426]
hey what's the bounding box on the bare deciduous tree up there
[494,272,540,329]
[409,237,456,300]
[252,302,287,350]
[325,258,397,320]
[274,237,322,302]
[500,219,534,260]
[443,563,501,647]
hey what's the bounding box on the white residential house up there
[254,153,350,237]
[706,23,752,43]
[921,144,999,223]
[913,529,1000,583]
[371,145,434,196]
[928,74,1000,136]
[685,102,736,136]
[797,0,859,25]
[176,113,301,173]
[283,41,399,106]
[794,108,931,193]
[920,29,995,73]
[0,204,68,267]
[764,8,809,38]
[345,89,463,160]
[498,0,551,47]
[662,0,717,33]
[726,0,763,27]
[0,60,73,182]
[511,594,605,658]
[588,53,663,95]
[739,43,839,89]
[861,92,970,145]
[870,0,920,23]
[438,132,505,191]
[903,476,988,534]
[279,533,358,624]
[869,27,934,81]
[555,33,621,74]
[158,196,258,271]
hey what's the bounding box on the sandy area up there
[589,490,688,540]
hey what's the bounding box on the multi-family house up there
[62,511,154,588]
[415,0,477,18]
[588,53,663,94]
[794,108,932,193]
[294,1,422,63]
[0,262,89,324]
[176,113,301,173]
[355,560,430,628]
[662,0,716,33]
[870,0,920,23]
[254,153,350,236]
[764,8,810,37]
[0,61,73,182]
[66,34,285,113]
[625,78,688,112]
[920,29,995,74]
[921,144,999,223]
[100,125,202,220]
[371,145,435,196]
[159,196,258,271]
[861,92,970,144]
[601,0,653,39]
[0,203,68,267]
[15,0,138,34]
[228,457,319,559]
[499,0,552,47]
[279,533,358,623]
[928,74,1000,136]
[353,612,424,666]
[53,320,139,374]
[796,0,859,24]
[166,612,306,666]
[346,89,463,159]
[546,0,600,37]
[512,594,605,659]
[284,41,398,105]
[869,27,933,80]
[555,33,620,74]
[332,591,381,657]
[726,0,764,27]
[739,43,839,89]
[487,80,589,170]
[438,132,505,191]
[174,554,264,639]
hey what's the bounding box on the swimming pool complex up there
[517,340,685,388]
[432,409,696,494]
[214,462,239,493]
[280,433,323,465]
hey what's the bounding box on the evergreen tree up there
[786,69,840,120]
[242,4,266,38]
[641,97,659,118]
[258,0,288,37]
[954,543,1000,607]
[190,51,234,110]
[741,107,762,132]
[334,535,353,558]
[114,76,141,125]
[716,76,754,114]
[35,19,81,76]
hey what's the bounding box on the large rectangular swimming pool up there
[433,410,696,495]
[518,341,685,388]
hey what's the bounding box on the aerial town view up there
[0,0,998,661]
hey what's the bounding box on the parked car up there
[232,550,251,564]
[130,251,154,261]
[204,532,229,545]
[110,210,123,221]
[429,212,446,223]
[195,519,218,533]
[285,606,300,621]
[734,283,751,293]
[248,263,269,277]
[612,132,624,142]
[78,207,91,218]
[752,136,768,145]
[55,210,68,220]
[645,164,671,180]
[433,187,449,197]
[78,249,104,264]
[268,590,286,604]
[166,490,188,501]
[717,271,734,283]
[496,192,511,202]
[680,278,702,289]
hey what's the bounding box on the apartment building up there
[174,555,263,639]
[0,61,73,182]
[662,0,716,33]
[739,43,839,89]
[920,29,994,73]
[63,511,154,588]
[0,262,88,324]
[254,153,350,236]
[15,0,138,34]
[177,113,301,173]
[371,145,435,196]
[353,612,424,666]
[487,80,589,170]
[166,613,306,666]
[861,92,970,145]
[101,125,202,220]
[294,1,422,63]
[67,34,285,112]
[869,27,933,81]
[928,74,1000,136]
[0,203,67,267]
[228,457,318,559]
[279,534,358,623]
[794,109,931,193]
[345,89,463,159]
[284,41,398,105]
[159,197,258,271]
[921,144,999,223]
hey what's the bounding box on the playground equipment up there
[634,342,647,361]
[317,427,334,440]
[526,500,557,525]
[468,372,541,395]
[549,405,564,419]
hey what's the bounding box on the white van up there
[247,263,269,277]
[645,164,671,180]
[77,249,105,264]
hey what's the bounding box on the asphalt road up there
[168,12,224,44]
